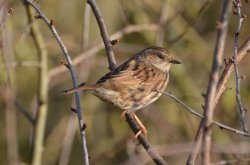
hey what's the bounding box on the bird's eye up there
[156,53,164,60]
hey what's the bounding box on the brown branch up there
[232,0,249,132]
[86,0,167,164]
[87,0,117,70]
[215,37,250,106]
[186,1,233,164]
[125,113,168,165]
[202,0,233,163]
[23,0,89,164]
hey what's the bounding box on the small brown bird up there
[62,47,180,137]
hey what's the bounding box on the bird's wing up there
[96,58,162,86]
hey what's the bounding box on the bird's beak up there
[170,59,181,64]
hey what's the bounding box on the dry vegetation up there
[0,0,250,165]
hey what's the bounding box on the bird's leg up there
[121,110,147,138]
[131,112,147,138]
[121,110,128,119]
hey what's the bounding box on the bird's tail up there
[61,84,96,94]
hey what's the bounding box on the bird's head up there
[142,47,181,73]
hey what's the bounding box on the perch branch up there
[125,113,168,165]
[86,0,168,164]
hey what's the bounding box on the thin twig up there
[87,0,117,70]
[161,92,250,137]
[232,0,249,132]
[186,1,233,164]
[23,0,89,164]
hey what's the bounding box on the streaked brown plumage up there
[62,46,180,136]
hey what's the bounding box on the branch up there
[86,0,167,164]
[186,1,233,164]
[125,113,168,165]
[215,37,250,106]
[25,4,49,165]
[161,92,250,137]
[156,0,168,46]
[23,0,89,164]
[185,36,250,165]
[87,0,117,70]
[232,0,249,132]
[202,0,233,163]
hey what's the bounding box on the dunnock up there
[62,47,180,137]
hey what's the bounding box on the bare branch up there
[125,113,168,165]
[25,4,49,165]
[186,1,233,164]
[86,0,167,164]
[87,0,117,70]
[215,37,250,106]
[202,0,233,163]
[232,0,249,132]
[23,0,89,164]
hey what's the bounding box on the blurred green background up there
[1,0,250,164]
